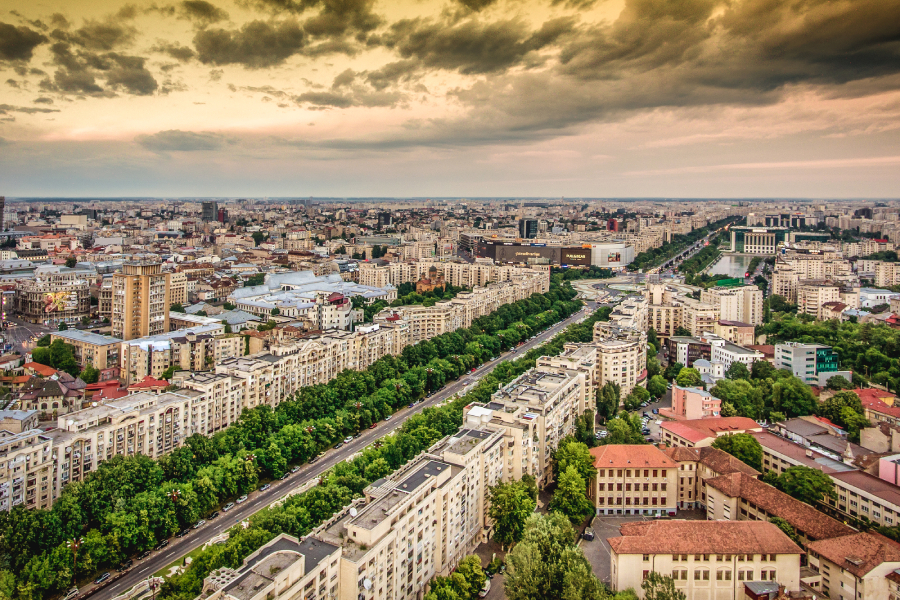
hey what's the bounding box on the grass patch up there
[154,545,208,578]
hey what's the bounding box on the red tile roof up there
[808,532,900,577]
[661,417,762,444]
[609,520,803,556]
[704,472,853,541]
[662,446,760,477]
[23,362,57,377]
[127,376,169,389]
[591,445,677,469]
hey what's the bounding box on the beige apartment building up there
[713,320,756,347]
[47,389,243,500]
[0,416,54,511]
[200,534,341,600]
[120,323,227,384]
[14,265,92,325]
[645,280,682,336]
[51,330,120,370]
[588,445,678,516]
[609,520,803,600]
[797,280,842,318]
[169,271,188,306]
[701,285,763,325]
[680,297,720,337]
[111,260,171,341]
[358,260,549,294]
[807,532,900,600]
[772,253,855,303]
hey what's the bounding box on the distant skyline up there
[2,0,900,197]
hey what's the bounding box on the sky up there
[1,0,900,198]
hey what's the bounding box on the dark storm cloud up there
[179,1,230,26]
[43,42,158,96]
[243,0,381,37]
[193,20,306,67]
[136,129,234,151]
[294,86,404,108]
[0,22,48,61]
[331,68,356,88]
[378,15,577,75]
[62,19,137,51]
[154,41,197,61]
[33,97,54,104]
[6,79,18,87]
[454,0,499,11]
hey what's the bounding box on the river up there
[709,254,755,277]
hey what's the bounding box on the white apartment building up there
[0,419,54,511]
[358,260,548,294]
[707,337,765,370]
[700,285,763,325]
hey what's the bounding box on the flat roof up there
[52,330,120,346]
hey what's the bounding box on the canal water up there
[709,254,755,277]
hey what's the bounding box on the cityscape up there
[3,0,900,600]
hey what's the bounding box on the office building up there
[111,260,171,341]
[518,218,538,239]
[13,265,92,326]
[201,201,218,222]
[729,227,790,254]
[774,342,851,386]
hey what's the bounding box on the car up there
[343,436,353,444]
[223,502,235,512]
[369,422,377,429]
[194,519,206,529]
[175,528,190,538]
[154,540,169,551]
[281,471,291,479]
[582,527,595,541]
[236,495,248,504]
[471,368,476,373]
[485,572,494,579]
[93,573,111,585]
[385,415,392,421]
[308,455,319,464]
[354,432,362,438]
[666,383,672,389]
[291,465,301,473]
[642,411,650,417]
[260,483,271,492]
[137,551,151,560]
[64,588,79,600]
[641,428,651,435]
[208,511,220,520]
[640,402,649,408]
[478,579,491,598]
[652,408,659,414]
[116,559,133,572]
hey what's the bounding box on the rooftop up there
[52,330,121,346]
[808,532,900,578]
[591,444,677,469]
[661,417,762,443]
[609,520,802,556]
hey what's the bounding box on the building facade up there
[111,260,171,341]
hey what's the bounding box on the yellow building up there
[111,260,171,341]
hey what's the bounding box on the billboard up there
[560,249,592,266]
[44,291,78,313]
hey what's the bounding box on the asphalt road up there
[2,315,50,354]
[88,303,598,600]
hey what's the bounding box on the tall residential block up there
[201,200,218,222]
[111,260,171,341]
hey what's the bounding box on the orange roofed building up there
[588,444,679,516]
[661,416,763,448]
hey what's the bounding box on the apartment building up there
[588,445,678,516]
[797,280,842,318]
[708,337,765,371]
[591,325,648,398]
[51,329,120,370]
[120,323,226,384]
[807,532,900,600]
[464,367,586,487]
[200,534,341,600]
[680,297,720,337]
[713,320,756,346]
[0,417,54,511]
[701,285,763,325]
[112,260,171,341]
[537,343,600,405]
[772,253,855,303]
[46,389,235,500]
[606,294,649,332]
[646,280,682,336]
[609,520,803,600]
[871,261,900,287]
[169,271,188,306]
[310,427,505,600]
[774,342,851,386]
[669,384,721,420]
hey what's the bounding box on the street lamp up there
[67,537,84,581]
[147,577,160,600]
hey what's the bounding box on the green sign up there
[715,278,744,287]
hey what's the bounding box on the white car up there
[478,579,491,598]
[236,495,248,504]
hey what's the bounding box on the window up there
[643,555,650,562]
[642,570,649,580]
[694,569,709,581]
[717,569,732,581]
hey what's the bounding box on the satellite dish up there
[363,579,372,590]
[349,507,358,517]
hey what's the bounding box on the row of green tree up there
[353,284,470,322]
[0,285,587,600]
[679,233,725,286]
[627,216,741,272]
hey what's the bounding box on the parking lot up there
[595,391,671,443]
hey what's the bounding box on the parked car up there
[343,436,353,444]
[478,579,491,598]
[333,442,344,449]
[208,511,220,520]
[236,495,248,504]
[281,472,291,480]
[308,455,320,464]
[260,483,271,492]
[137,551,151,560]
[154,540,169,551]
[582,527,595,541]
[175,529,190,538]
[93,573,111,585]
[194,519,206,529]
[641,428,651,435]
[291,465,301,473]
[385,415,393,421]
[223,502,235,512]
[369,422,378,429]
[64,588,79,600]
[116,559,133,572]
[652,408,659,414]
